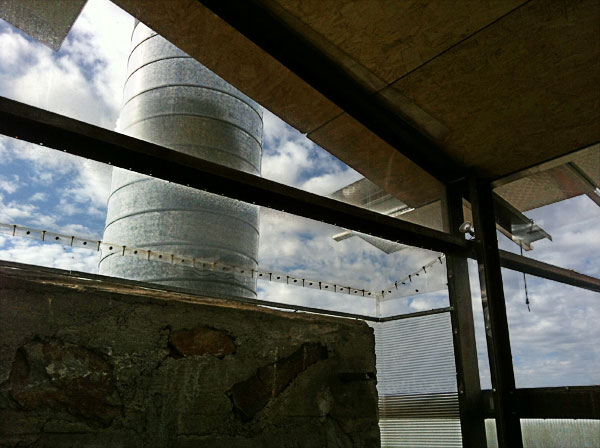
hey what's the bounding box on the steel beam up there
[2,97,597,292]
[482,386,600,419]
[443,182,488,447]
[0,96,470,256]
[499,249,600,293]
[469,177,523,448]
[198,0,464,184]
[378,306,452,322]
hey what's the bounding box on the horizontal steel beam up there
[199,0,464,184]
[378,306,452,322]
[0,96,470,256]
[482,386,600,419]
[2,97,598,294]
[499,249,600,293]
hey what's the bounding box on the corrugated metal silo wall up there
[99,22,262,299]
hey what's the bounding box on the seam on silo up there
[122,84,263,121]
[96,260,258,294]
[124,56,192,86]
[99,242,259,265]
[127,33,159,67]
[106,178,153,202]
[104,209,260,234]
[120,113,263,147]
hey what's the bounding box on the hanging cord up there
[520,242,531,312]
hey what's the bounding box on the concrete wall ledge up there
[0,261,379,447]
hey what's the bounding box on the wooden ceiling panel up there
[390,0,600,179]
[272,0,526,83]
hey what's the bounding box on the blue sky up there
[0,0,598,389]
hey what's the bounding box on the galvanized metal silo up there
[99,22,262,299]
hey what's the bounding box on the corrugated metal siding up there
[486,419,600,448]
[373,312,462,447]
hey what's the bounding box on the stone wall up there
[0,263,379,447]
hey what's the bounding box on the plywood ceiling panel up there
[272,0,526,83]
[391,0,600,179]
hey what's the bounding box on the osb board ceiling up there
[271,0,526,84]
[113,0,599,204]
[391,0,600,178]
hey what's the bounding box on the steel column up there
[443,182,488,447]
[469,177,523,448]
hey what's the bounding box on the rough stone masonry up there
[0,263,380,447]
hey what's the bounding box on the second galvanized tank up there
[98,22,262,299]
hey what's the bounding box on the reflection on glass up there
[1,138,451,318]
[468,260,599,390]
[493,145,600,277]
[501,268,600,388]
[1,0,447,238]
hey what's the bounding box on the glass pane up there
[502,268,600,387]
[1,138,453,319]
[468,259,493,389]
[0,137,108,273]
[262,110,446,232]
[468,259,599,389]
[493,145,600,277]
[0,0,132,129]
[1,0,447,237]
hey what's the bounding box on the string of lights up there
[0,222,448,300]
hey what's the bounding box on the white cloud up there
[0,195,37,221]
[469,259,600,389]
[261,109,362,196]
[258,281,376,317]
[499,194,600,277]
[0,174,20,193]
[0,0,132,129]
[257,207,446,311]
[262,139,313,185]
[262,109,294,147]
[1,137,112,213]
[0,235,100,273]
[30,192,48,202]
[300,169,363,196]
